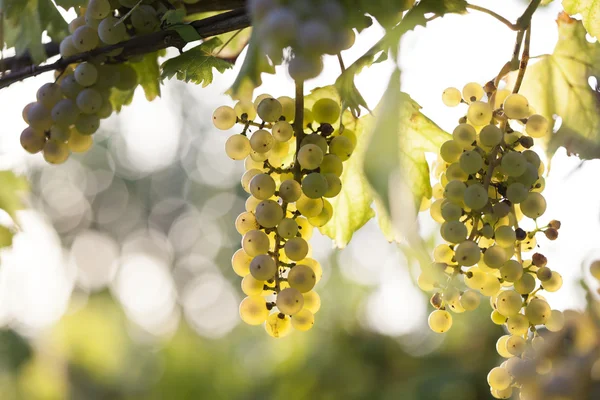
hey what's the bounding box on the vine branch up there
[292,80,305,183]
[465,4,519,30]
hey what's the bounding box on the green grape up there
[249,129,274,153]
[28,102,53,131]
[520,192,546,219]
[452,123,476,149]
[291,309,315,331]
[446,163,468,181]
[479,124,503,147]
[480,274,501,296]
[442,87,462,107]
[525,298,551,325]
[536,266,552,281]
[543,271,562,292]
[462,82,484,103]
[49,125,70,142]
[213,106,237,130]
[20,127,46,154]
[235,211,259,235]
[265,313,292,338]
[492,202,511,218]
[67,128,93,153]
[60,75,84,100]
[245,196,261,212]
[312,98,340,124]
[242,230,270,256]
[36,83,62,109]
[249,254,276,280]
[257,98,282,122]
[239,296,269,326]
[501,151,527,177]
[339,129,357,147]
[74,62,98,87]
[492,311,508,326]
[114,64,138,91]
[323,173,342,198]
[522,150,541,169]
[516,164,538,189]
[276,287,304,315]
[495,335,512,357]
[131,5,159,34]
[87,0,111,19]
[277,218,298,239]
[433,244,454,264]
[500,260,523,282]
[525,114,549,138]
[288,265,316,293]
[249,173,276,200]
[328,136,354,161]
[301,133,328,153]
[439,140,462,163]
[272,121,293,142]
[464,183,488,210]
[428,310,452,333]
[430,199,444,223]
[43,140,70,164]
[496,290,523,317]
[307,198,333,227]
[506,335,526,356]
[296,217,314,240]
[487,367,511,391]
[22,102,36,124]
[503,93,530,119]
[68,16,85,34]
[296,194,323,218]
[459,150,483,174]
[98,16,126,44]
[495,226,516,247]
[277,96,295,122]
[59,36,78,58]
[284,237,309,261]
[301,173,328,199]
[440,220,467,243]
[300,258,322,283]
[454,240,480,266]
[241,275,264,296]
[255,200,284,228]
[72,25,100,52]
[241,169,262,193]
[288,55,324,82]
[297,144,324,170]
[484,245,509,268]
[279,179,302,202]
[225,134,251,160]
[459,290,480,311]
[506,182,528,203]
[545,310,564,332]
[233,100,256,121]
[231,248,252,277]
[76,88,103,114]
[444,180,466,204]
[515,273,536,294]
[74,114,100,135]
[467,101,492,126]
[441,201,462,221]
[506,313,529,335]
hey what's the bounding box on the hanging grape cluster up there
[19,0,169,164]
[421,83,564,399]
[248,0,355,81]
[213,94,355,337]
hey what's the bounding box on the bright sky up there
[0,0,598,341]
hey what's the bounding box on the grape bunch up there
[19,0,167,164]
[248,0,355,81]
[423,83,564,399]
[213,94,355,337]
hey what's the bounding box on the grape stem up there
[292,79,306,184]
[512,27,531,94]
[465,4,519,30]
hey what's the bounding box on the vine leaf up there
[363,69,451,242]
[110,51,163,112]
[161,37,233,86]
[562,0,600,38]
[506,14,600,159]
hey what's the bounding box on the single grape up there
[496,290,523,317]
[543,271,562,292]
[67,128,93,153]
[439,140,463,163]
[467,101,492,126]
[462,82,484,103]
[249,173,276,200]
[440,220,468,243]
[43,140,70,164]
[231,248,252,277]
[74,62,98,87]
[277,218,298,239]
[301,133,328,153]
[27,102,53,131]
[241,169,262,193]
[525,114,549,138]
[131,5,159,34]
[76,88,103,114]
[49,125,70,142]
[323,173,342,198]
[291,309,315,331]
[443,180,466,204]
[20,127,46,154]
[506,182,528,203]
[271,121,293,142]
[249,254,276,280]
[241,274,264,296]
[454,240,480,266]
[225,134,251,160]
[464,183,488,210]
[492,312,508,327]
[68,16,85,34]
[307,198,333,227]
[442,87,462,107]
[288,55,324,82]
[59,36,78,58]
[284,237,309,261]
[501,151,527,177]
[460,290,481,311]
[98,16,126,44]
[250,129,274,153]
[114,64,138,91]
[479,124,503,147]
[59,74,84,99]
[301,173,328,199]
[296,194,323,218]
[506,335,526,356]
[255,200,284,228]
[428,310,452,333]
[297,144,324,170]
[484,245,509,268]
[500,261,522,285]
[242,230,270,256]
[279,179,302,202]
[36,83,62,109]
[312,98,340,124]
[525,298,551,325]
[87,0,111,19]
[503,94,530,119]
[72,25,100,52]
[303,291,321,314]
[257,98,282,122]
[328,135,354,161]
[459,150,483,174]
[239,296,269,325]
[265,313,292,338]
[288,265,316,293]
[297,18,333,54]
[441,201,462,221]
[495,226,516,247]
[276,287,304,315]
[452,123,476,149]
[213,106,237,130]
[235,211,259,235]
[506,313,529,335]
[519,192,546,219]
[545,310,564,332]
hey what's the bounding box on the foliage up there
[562,0,600,38]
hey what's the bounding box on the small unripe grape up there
[249,254,276,280]
[265,312,292,338]
[296,194,323,218]
[27,102,53,131]
[36,83,62,109]
[479,124,503,147]
[525,298,551,325]
[444,180,466,204]
[545,310,564,332]
[225,134,251,160]
[329,136,354,161]
[297,144,324,170]
[277,96,295,122]
[302,173,328,199]
[288,265,316,293]
[514,273,536,294]
[277,218,298,239]
[459,150,483,174]
[270,121,292,143]
[506,182,528,203]
[323,173,342,198]
[239,296,269,325]
[467,101,492,126]
[51,99,80,128]
[69,16,85,34]
[440,220,467,243]
[459,290,480,311]
[74,62,98,87]
[43,139,70,164]
[312,98,340,124]
[303,291,321,314]
[255,200,284,228]
[249,129,274,153]
[495,226,516,247]
[98,16,127,44]
[501,151,527,177]
[20,127,46,154]
[446,163,468,181]
[59,36,78,58]
[68,128,93,153]
[484,245,509,268]
[487,367,511,391]
[454,240,480,266]
[231,248,252,277]
[525,114,549,138]
[288,55,323,81]
[320,154,343,176]
[279,179,302,202]
[301,133,328,153]
[496,290,523,317]
[60,75,84,99]
[506,335,526,356]
[241,274,264,296]
[462,82,484,103]
[503,93,530,119]
[72,25,100,52]
[439,140,462,163]
[235,211,259,234]
[428,310,452,333]
[131,5,159,34]
[213,106,236,130]
[464,183,488,210]
[257,98,282,122]
[291,309,315,331]
[49,125,70,142]
[76,88,103,114]
[87,0,111,19]
[506,313,529,335]
[307,198,332,227]
[242,230,270,256]
[452,123,476,149]
[276,287,304,315]
[543,271,562,292]
[442,87,462,107]
[536,266,552,281]
[241,169,262,193]
[284,237,309,261]
[520,192,546,219]
[492,311,508,327]
[249,173,276,200]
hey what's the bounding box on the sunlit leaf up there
[562,0,600,38]
[132,52,162,101]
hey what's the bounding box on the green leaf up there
[109,88,135,113]
[131,52,162,101]
[162,8,186,26]
[506,15,600,159]
[171,24,203,43]
[38,0,69,42]
[0,171,29,223]
[562,0,600,38]
[161,38,233,87]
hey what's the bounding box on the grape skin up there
[20,127,46,154]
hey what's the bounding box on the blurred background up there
[0,0,599,398]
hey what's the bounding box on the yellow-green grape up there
[213,106,237,130]
[525,298,551,325]
[307,198,333,227]
[43,140,70,164]
[288,265,316,293]
[27,102,53,131]
[525,114,549,138]
[520,192,547,219]
[514,273,536,294]
[487,367,511,391]
[536,266,552,282]
[276,218,298,239]
[76,88,103,114]
[590,260,600,280]
[491,310,507,325]
[20,127,46,154]
[296,217,314,240]
[277,96,295,122]
[447,164,468,183]
[131,5,159,34]
[467,101,492,126]
[233,100,257,121]
[500,260,523,282]
[302,291,321,314]
[464,183,488,210]
[523,149,541,169]
[495,226,516,247]
[506,313,529,335]
[491,386,513,399]
[300,258,322,283]
[454,240,480,266]
[252,94,272,109]
[520,235,537,253]
[462,82,484,103]
[241,275,264,296]
[87,0,111,18]
[265,313,292,338]
[339,129,357,147]
[249,254,276,280]
[440,221,468,244]
[284,237,309,261]
[328,136,354,161]
[297,144,324,170]
[303,107,314,126]
[96,98,113,120]
[312,98,340,124]
[442,87,462,107]
[501,151,527,177]
[494,89,511,109]
[235,211,259,235]
[72,25,99,52]
[479,124,503,147]
[503,93,530,119]
[249,173,276,200]
[531,335,545,352]
[495,335,512,357]
[484,245,509,268]
[543,271,562,292]
[459,150,483,174]
[441,201,462,221]
[22,102,36,124]
[36,83,62,109]
[433,244,454,264]
[506,335,526,356]
[272,121,293,142]
[97,16,126,44]
[291,309,315,331]
[279,179,302,202]
[255,200,284,228]
[241,169,262,193]
[225,135,251,160]
[114,64,138,91]
[444,180,466,204]
[74,62,98,87]
[506,182,528,203]
[257,98,282,122]
[301,133,328,153]
[276,287,304,315]
[428,310,452,333]
[460,290,481,311]
[323,173,342,198]
[68,16,85,34]
[239,296,269,325]
[249,129,274,153]
[242,230,270,256]
[439,140,463,163]
[452,123,477,149]
[320,154,343,176]
[296,194,323,218]
[480,274,501,296]
[430,199,444,223]
[231,248,252,277]
[545,310,565,332]
[301,173,328,199]
[496,290,523,317]
[59,35,78,58]
[49,125,70,142]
